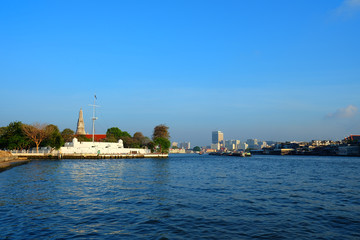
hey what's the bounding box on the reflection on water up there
[1,155,360,239]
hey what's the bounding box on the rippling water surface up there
[1,154,360,239]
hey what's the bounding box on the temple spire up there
[76,108,86,135]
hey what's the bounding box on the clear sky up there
[1,0,359,147]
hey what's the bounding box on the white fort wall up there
[60,138,150,155]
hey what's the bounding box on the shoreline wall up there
[0,151,30,172]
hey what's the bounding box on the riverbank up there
[0,151,30,172]
[12,153,168,159]
[0,151,168,172]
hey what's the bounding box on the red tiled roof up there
[81,134,107,141]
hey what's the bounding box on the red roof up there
[82,134,107,141]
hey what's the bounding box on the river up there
[1,154,359,239]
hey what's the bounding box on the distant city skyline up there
[1,0,360,147]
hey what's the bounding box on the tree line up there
[0,122,170,153]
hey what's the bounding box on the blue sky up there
[1,0,359,147]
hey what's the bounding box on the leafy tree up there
[132,132,149,148]
[106,127,131,140]
[154,137,171,153]
[61,128,75,142]
[193,146,201,152]
[106,127,132,145]
[77,135,92,142]
[0,122,32,150]
[22,123,51,153]
[147,141,155,153]
[105,134,117,142]
[42,124,64,150]
[152,124,170,153]
[0,127,7,137]
[152,124,170,140]
[122,135,136,148]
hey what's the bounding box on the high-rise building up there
[225,140,240,150]
[76,108,86,135]
[179,142,191,149]
[239,142,248,151]
[212,131,224,146]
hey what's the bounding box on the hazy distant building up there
[247,139,261,150]
[225,140,239,151]
[172,142,178,148]
[179,142,191,149]
[212,131,224,147]
[211,143,220,150]
[239,142,248,151]
[76,108,86,135]
[260,141,268,149]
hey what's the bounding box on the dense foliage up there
[0,122,32,150]
[0,122,69,152]
[105,127,153,148]
[152,124,170,140]
[1,121,170,153]
[152,124,170,153]
[61,128,75,142]
[193,146,201,152]
[42,124,64,150]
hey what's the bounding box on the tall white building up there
[212,131,224,147]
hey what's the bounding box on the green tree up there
[42,124,64,150]
[106,127,131,140]
[193,146,201,152]
[147,141,155,153]
[154,137,171,153]
[132,132,149,148]
[152,124,170,153]
[0,127,7,136]
[0,122,31,150]
[77,135,92,142]
[106,127,132,145]
[61,128,75,142]
[122,135,134,148]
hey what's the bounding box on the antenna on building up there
[89,95,99,142]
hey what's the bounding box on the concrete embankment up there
[11,153,169,160]
[1,151,168,172]
[0,151,30,172]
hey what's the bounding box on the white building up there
[60,138,150,155]
[212,131,224,147]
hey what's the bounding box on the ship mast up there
[89,95,99,143]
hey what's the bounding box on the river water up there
[1,154,359,239]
